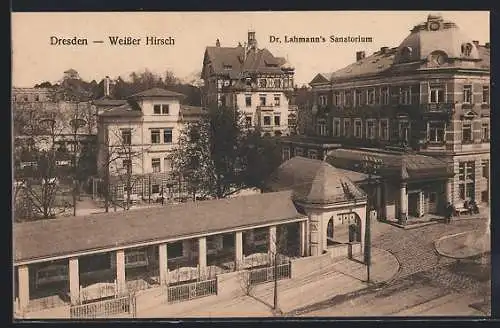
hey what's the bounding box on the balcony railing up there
[288,105,298,111]
[257,105,275,112]
[423,103,454,113]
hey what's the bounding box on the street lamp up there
[70,117,87,217]
[362,155,382,284]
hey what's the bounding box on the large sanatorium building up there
[13,157,369,318]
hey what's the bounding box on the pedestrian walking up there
[445,202,453,224]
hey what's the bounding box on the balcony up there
[288,105,298,112]
[257,105,275,112]
[422,103,454,114]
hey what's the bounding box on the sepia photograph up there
[11,10,491,319]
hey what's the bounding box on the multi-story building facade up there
[201,31,297,135]
[96,87,206,200]
[281,14,490,222]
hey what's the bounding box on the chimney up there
[216,39,220,47]
[248,30,257,49]
[104,76,110,97]
[485,42,490,49]
[356,51,366,61]
[380,47,389,53]
[473,40,479,46]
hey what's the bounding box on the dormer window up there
[223,64,232,70]
[400,46,412,61]
[461,43,473,57]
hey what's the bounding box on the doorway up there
[408,192,419,217]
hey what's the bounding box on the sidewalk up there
[434,230,490,259]
[138,248,399,318]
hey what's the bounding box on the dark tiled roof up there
[93,98,127,107]
[326,148,450,181]
[128,87,186,99]
[204,46,290,77]
[98,103,143,117]
[14,190,303,263]
[329,48,398,81]
[266,157,366,205]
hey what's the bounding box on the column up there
[400,182,408,221]
[182,240,191,259]
[309,216,320,257]
[445,179,453,204]
[18,265,29,311]
[299,220,307,257]
[69,257,80,305]
[158,244,168,286]
[198,237,207,269]
[116,250,126,294]
[268,226,277,255]
[235,231,243,270]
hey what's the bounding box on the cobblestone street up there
[300,218,491,317]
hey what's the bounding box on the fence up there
[166,278,218,304]
[248,262,291,285]
[70,294,136,319]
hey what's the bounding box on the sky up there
[11,11,489,88]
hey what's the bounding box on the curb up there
[433,231,490,260]
[383,215,488,230]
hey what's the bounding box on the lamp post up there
[362,155,382,284]
[70,116,87,217]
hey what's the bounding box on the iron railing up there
[70,294,136,319]
[166,278,217,304]
[247,262,291,285]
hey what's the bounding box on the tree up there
[169,105,246,200]
[269,227,288,315]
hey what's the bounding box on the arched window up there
[400,46,412,61]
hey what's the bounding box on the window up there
[345,91,352,107]
[343,119,351,137]
[317,119,327,136]
[245,95,252,107]
[259,79,267,88]
[164,158,172,172]
[463,85,472,103]
[399,121,410,142]
[482,86,490,104]
[35,95,40,101]
[429,85,445,103]
[308,150,318,160]
[152,158,161,173]
[294,147,304,157]
[152,184,160,194]
[482,122,490,141]
[274,79,282,88]
[259,95,267,106]
[163,128,173,143]
[122,159,132,172]
[458,161,475,200]
[356,90,364,106]
[168,241,183,258]
[245,116,252,127]
[333,119,341,137]
[380,119,389,140]
[151,130,161,144]
[153,104,170,115]
[274,115,281,126]
[282,147,291,161]
[462,121,472,143]
[367,89,376,105]
[334,92,342,106]
[274,95,281,106]
[366,120,376,139]
[263,116,271,126]
[121,129,132,145]
[399,87,411,105]
[224,65,232,70]
[482,160,489,178]
[354,119,362,138]
[428,121,445,143]
[462,43,473,57]
[318,95,327,106]
[23,96,28,102]
[381,87,390,105]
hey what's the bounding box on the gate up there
[248,262,291,285]
[167,278,217,304]
[70,294,136,319]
